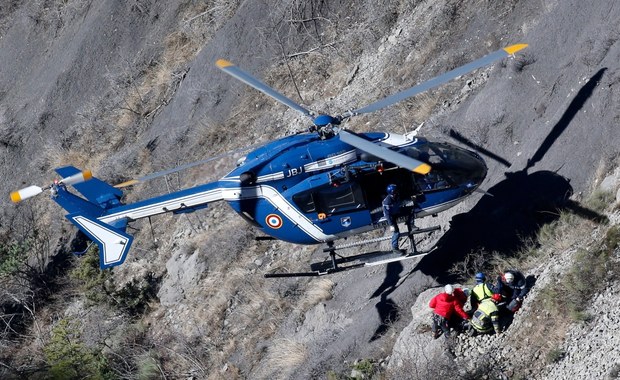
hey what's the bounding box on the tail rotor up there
[10,170,93,203]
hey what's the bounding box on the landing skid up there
[264,225,440,278]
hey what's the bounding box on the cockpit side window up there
[408,142,486,189]
[405,143,451,166]
[416,172,452,191]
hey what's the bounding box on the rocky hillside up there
[1,0,619,379]
[388,170,620,379]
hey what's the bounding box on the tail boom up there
[99,183,224,224]
[52,173,224,269]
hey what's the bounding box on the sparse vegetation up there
[536,211,585,252]
[134,355,159,379]
[0,240,28,276]
[546,347,565,364]
[261,338,308,378]
[69,246,113,305]
[70,246,158,315]
[448,249,488,282]
[298,278,334,311]
[43,318,110,379]
[351,358,376,379]
[585,189,616,213]
[539,224,620,322]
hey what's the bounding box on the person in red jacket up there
[429,284,471,339]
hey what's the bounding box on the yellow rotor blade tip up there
[413,163,432,175]
[216,59,233,68]
[503,44,528,55]
[10,191,21,203]
[114,179,139,188]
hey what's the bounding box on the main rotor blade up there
[216,59,313,118]
[339,130,431,174]
[114,145,256,188]
[350,44,528,116]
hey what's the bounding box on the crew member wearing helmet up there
[383,184,405,254]
[470,272,495,310]
[495,269,528,312]
[429,284,471,339]
[469,293,503,336]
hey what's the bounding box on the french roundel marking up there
[266,214,283,229]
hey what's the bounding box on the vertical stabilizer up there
[67,213,134,269]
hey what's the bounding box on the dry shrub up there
[448,249,488,282]
[153,240,296,375]
[39,143,89,174]
[537,224,620,320]
[182,116,263,179]
[262,338,308,379]
[384,337,463,380]
[208,363,241,380]
[488,234,543,275]
[585,189,616,213]
[297,278,334,312]
[182,0,241,32]
[536,211,590,253]
[201,272,238,323]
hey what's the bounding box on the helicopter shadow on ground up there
[413,67,608,283]
[369,261,404,342]
[416,169,572,282]
[363,68,607,338]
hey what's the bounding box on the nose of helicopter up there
[461,150,487,191]
[412,141,487,192]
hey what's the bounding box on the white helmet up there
[444,284,454,295]
[504,272,515,283]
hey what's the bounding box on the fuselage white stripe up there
[99,189,223,223]
[256,172,285,182]
[304,149,357,172]
[97,185,333,242]
[222,135,418,182]
[221,186,333,242]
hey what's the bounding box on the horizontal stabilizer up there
[56,166,123,209]
[67,213,134,269]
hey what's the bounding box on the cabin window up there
[292,192,316,213]
[293,183,366,215]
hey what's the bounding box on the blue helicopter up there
[11,44,527,276]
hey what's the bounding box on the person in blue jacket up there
[495,270,529,312]
[383,184,406,254]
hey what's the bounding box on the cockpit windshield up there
[405,142,486,187]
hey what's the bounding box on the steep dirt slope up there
[0,0,619,378]
[260,0,620,377]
